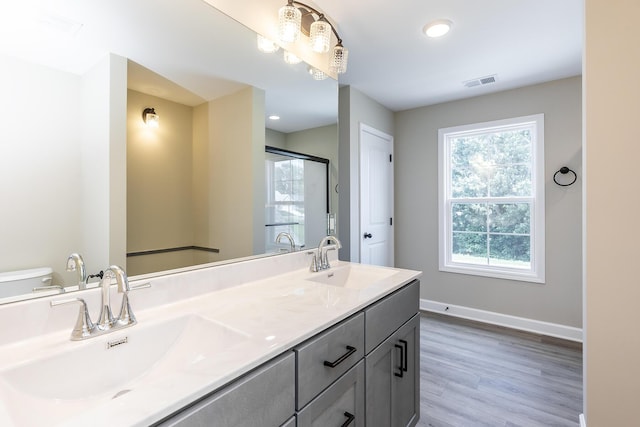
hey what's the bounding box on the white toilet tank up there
[0,267,53,298]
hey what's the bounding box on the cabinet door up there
[297,360,365,427]
[393,315,420,427]
[365,314,420,427]
[156,352,295,427]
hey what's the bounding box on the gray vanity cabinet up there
[155,352,295,427]
[365,314,420,427]
[155,279,421,427]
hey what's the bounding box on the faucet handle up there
[323,247,337,269]
[116,282,151,327]
[307,251,320,272]
[51,298,95,340]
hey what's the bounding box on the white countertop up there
[0,254,421,427]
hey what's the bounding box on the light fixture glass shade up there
[146,113,159,128]
[309,20,331,53]
[143,108,159,128]
[257,35,280,53]
[278,4,301,43]
[329,44,349,74]
[308,66,327,81]
[283,50,302,64]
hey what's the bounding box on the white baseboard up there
[579,413,586,427]
[420,299,583,343]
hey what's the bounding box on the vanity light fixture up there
[423,19,453,38]
[275,0,348,74]
[257,34,280,53]
[308,65,328,81]
[142,107,159,128]
[283,50,302,65]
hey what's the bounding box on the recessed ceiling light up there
[423,19,452,38]
[268,115,280,120]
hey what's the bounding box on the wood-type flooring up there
[417,312,583,427]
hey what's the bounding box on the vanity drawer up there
[297,360,365,427]
[295,312,364,410]
[364,280,419,354]
[156,351,295,427]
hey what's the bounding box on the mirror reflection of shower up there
[265,146,329,253]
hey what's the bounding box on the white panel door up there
[360,124,394,266]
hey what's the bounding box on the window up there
[265,155,306,249]
[438,114,545,283]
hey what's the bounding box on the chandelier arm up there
[290,0,343,44]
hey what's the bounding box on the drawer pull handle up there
[399,339,408,372]
[341,411,355,427]
[394,344,404,378]
[323,345,357,368]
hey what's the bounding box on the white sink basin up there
[0,314,249,425]
[306,263,397,289]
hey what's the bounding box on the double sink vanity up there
[0,248,421,426]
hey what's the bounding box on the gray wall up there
[395,77,582,328]
[338,86,394,261]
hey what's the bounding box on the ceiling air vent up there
[463,74,497,88]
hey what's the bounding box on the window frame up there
[438,114,545,283]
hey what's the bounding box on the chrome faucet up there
[311,235,342,272]
[275,232,296,252]
[51,265,150,340]
[96,266,126,330]
[66,253,87,290]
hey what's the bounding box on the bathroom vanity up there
[0,250,421,426]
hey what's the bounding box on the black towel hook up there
[553,166,577,187]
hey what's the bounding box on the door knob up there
[363,232,372,239]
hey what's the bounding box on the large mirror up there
[0,0,338,303]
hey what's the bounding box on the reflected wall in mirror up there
[126,71,266,276]
[0,0,338,303]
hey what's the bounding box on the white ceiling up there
[321,0,583,111]
[0,0,583,130]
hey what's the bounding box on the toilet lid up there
[0,267,53,283]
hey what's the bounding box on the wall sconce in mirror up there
[142,107,159,128]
